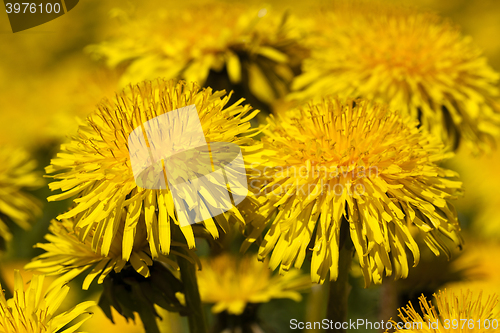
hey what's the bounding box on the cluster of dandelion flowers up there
[243,97,463,286]
[88,1,308,104]
[0,147,43,250]
[46,79,259,262]
[292,5,500,151]
[0,270,94,333]
[392,290,499,332]
[197,253,311,315]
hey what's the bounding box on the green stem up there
[137,307,162,333]
[326,234,353,333]
[379,279,398,326]
[177,248,208,333]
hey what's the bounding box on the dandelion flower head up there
[89,1,307,103]
[0,270,94,333]
[46,79,259,262]
[293,4,500,151]
[244,97,463,286]
[197,253,311,315]
[25,216,186,290]
[393,289,499,332]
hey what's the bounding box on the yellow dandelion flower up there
[0,147,43,250]
[0,270,94,333]
[293,4,500,151]
[46,79,259,261]
[243,97,462,286]
[88,1,307,104]
[197,253,311,315]
[25,216,185,290]
[443,240,500,313]
[392,290,499,332]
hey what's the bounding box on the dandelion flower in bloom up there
[0,147,43,250]
[0,270,94,333]
[392,290,499,332]
[443,240,500,313]
[25,216,185,290]
[293,4,500,151]
[46,79,259,262]
[25,217,189,320]
[243,97,462,286]
[197,253,311,315]
[88,2,307,104]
